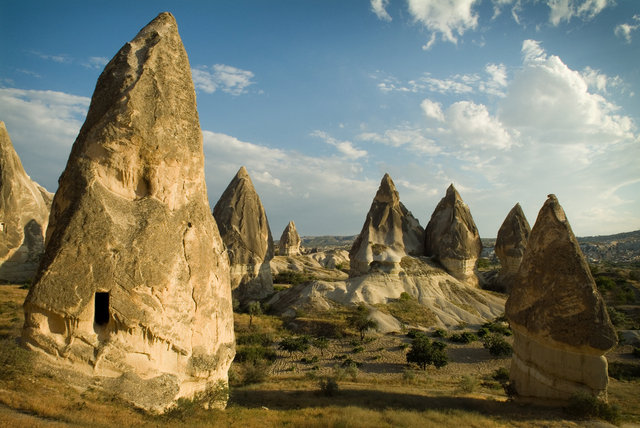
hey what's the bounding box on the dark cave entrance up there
[94,292,110,326]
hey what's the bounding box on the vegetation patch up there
[376,294,437,328]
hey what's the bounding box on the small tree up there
[279,336,310,357]
[313,336,329,357]
[247,301,262,328]
[406,334,448,370]
[347,304,378,341]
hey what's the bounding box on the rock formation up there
[349,173,424,277]
[495,203,530,291]
[279,220,301,256]
[424,184,482,287]
[213,166,274,303]
[22,13,235,411]
[0,122,53,283]
[506,194,616,403]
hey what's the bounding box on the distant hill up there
[296,231,640,264]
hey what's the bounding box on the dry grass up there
[1,284,638,427]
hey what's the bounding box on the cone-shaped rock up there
[279,220,301,256]
[495,203,530,291]
[0,122,53,282]
[22,13,234,411]
[213,166,274,303]
[349,173,424,277]
[424,184,482,287]
[506,195,616,403]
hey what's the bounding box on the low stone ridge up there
[424,184,482,287]
[495,203,530,291]
[213,166,274,303]
[0,122,53,283]
[349,173,424,277]
[22,12,235,411]
[506,194,617,403]
[279,220,301,256]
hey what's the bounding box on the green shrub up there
[608,362,640,380]
[565,392,620,424]
[352,345,364,354]
[399,292,412,301]
[300,355,319,364]
[449,332,477,344]
[492,367,510,383]
[431,328,448,338]
[595,275,616,291]
[236,331,273,346]
[607,307,628,326]
[476,327,490,338]
[482,333,513,357]
[240,360,270,385]
[406,335,448,370]
[279,336,311,355]
[318,377,339,396]
[347,304,378,341]
[457,375,478,393]
[480,321,512,336]
[234,345,277,364]
[274,270,315,285]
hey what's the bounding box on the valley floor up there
[1,284,639,427]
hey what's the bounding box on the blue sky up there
[1,0,639,237]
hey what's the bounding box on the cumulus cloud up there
[311,130,367,159]
[421,98,445,122]
[192,64,255,95]
[547,0,612,26]
[500,40,634,144]
[357,127,441,155]
[407,0,479,49]
[615,15,640,43]
[371,0,392,21]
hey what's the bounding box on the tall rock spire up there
[495,203,530,291]
[506,194,616,403]
[0,122,52,282]
[213,166,274,303]
[279,220,301,256]
[22,13,234,411]
[349,173,424,276]
[424,184,482,287]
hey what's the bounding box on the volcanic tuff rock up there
[506,195,616,403]
[349,173,424,277]
[22,13,235,411]
[0,122,53,283]
[424,184,482,287]
[279,220,301,256]
[213,166,274,303]
[495,203,530,291]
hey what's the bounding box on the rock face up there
[279,220,301,256]
[506,195,616,403]
[495,203,530,291]
[0,122,53,283]
[424,184,482,287]
[213,166,274,303]
[22,13,235,411]
[349,173,424,277]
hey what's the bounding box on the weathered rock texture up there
[424,184,482,287]
[349,173,424,277]
[279,220,301,256]
[213,166,274,303]
[495,203,530,291]
[0,122,53,282]
[22,13,234,411]
[506,194,616,403]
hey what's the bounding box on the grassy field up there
[1,282,639,427]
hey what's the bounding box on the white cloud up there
[202,131,376,235]
[446,101,516,150]
[357,127,441,155]
[371,0,392,21]
[192,64,255,95]
[83,56,109,69]
[547,0,612,26]
[421,98,445,122]
[311,130,367,159]
[614,15,640,43]
[407,0,479,48]
[29,51,72,64]
[500,40,634,144]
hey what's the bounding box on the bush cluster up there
[406,333,448,370]
[482,333,513,357]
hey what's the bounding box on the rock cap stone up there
[279,220,301,256]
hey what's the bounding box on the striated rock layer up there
[213,166,274,303]
[22,13,235,411]
[0,122,53,282]
[279,220,301,256]
[424,184,482,287]
[349,173,424,277]
[506,195,616,403]
[495,203,530,292]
